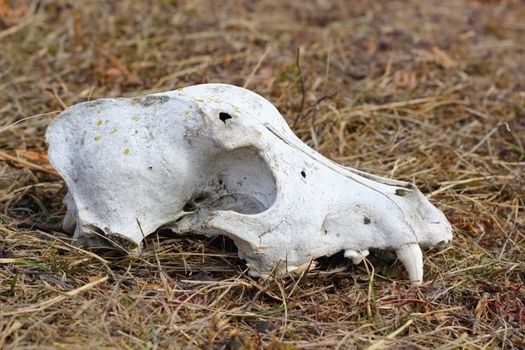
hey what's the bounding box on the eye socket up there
[219,112,233,123]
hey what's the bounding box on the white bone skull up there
[46,84,453,284]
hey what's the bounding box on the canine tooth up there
[396,243,423,285]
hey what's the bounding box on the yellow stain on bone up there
[131,114,139,121]
[96,119,103,126]
[94,135,102,141]
[123,148,130,155]
[111,127,118,133]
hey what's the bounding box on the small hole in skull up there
[194,193,211,203]
[182,201,197,212]
[219,112,233,123]
[300,170,306,178]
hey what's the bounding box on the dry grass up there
[1,0,524,349]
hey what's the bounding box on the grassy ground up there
[1,0,524,349]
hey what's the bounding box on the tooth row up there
[344,249,369,265]
[344,244,423,285]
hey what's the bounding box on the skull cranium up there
[46,84,453,284]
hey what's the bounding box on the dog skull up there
[46,84,453,284]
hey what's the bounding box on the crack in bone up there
[264,123,418,242]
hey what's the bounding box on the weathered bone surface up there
[46,84,453,284]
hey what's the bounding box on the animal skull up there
[46,84,453,284]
